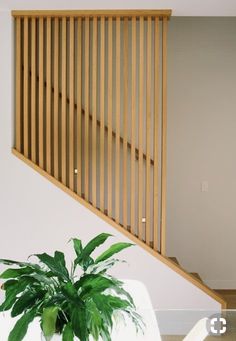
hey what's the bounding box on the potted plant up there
[0,233,144,341]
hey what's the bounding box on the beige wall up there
[167,17,236,288]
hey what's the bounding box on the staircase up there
[12,9,226,309]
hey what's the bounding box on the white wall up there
[0,10,221,310]
[167,17,236,288]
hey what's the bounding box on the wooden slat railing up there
[123,17,128,230]
[38,18,44,169]
[53,17,59,180]
[69,17,75,191]
[115,17,121,223]
[138,16,144,241]
[13,10,171,255]
[153,17,160,252]
[161,17,168,255]
[77,18,82,195]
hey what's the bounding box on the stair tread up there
[190,272,202,282]
[214,290,236,309]
[169,257,180,266]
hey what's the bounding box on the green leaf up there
[8,308,36,341]
[75,274,117,299]
[112,285,135,307]
[0,288,18,312]
[86,300,102,341]
[0,277,34,312]
[30,272,54,286]
[42,306,59,338]
[54,251,67,269]
[92,294,113,329]
[100,324,112,341]
[103,295,130,310]
[95,243,133,263]
[86,258,123,275]
[35,252,69,281]
[0,259,24,266]
[11,289,45,317]
[43,294,65,309]
[0,267,34,279]
[61,282,83,306]
[1,279,18,290]
[76,234,112,270]
[71,305,88,341]
[0,259,44,274]
[72,238,83,257]
[62,323,74,341]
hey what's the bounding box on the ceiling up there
[0,0,236,16]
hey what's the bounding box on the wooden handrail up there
[12,10,172,19]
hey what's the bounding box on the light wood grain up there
[107,17,113,217]
[115,17,121,223]
[15,17,22,152]
[123,17,128,229]
[153,17,159,251]
[46,17,51,174]
[161,17,168,255]
[38,17,44,169]
[92,17,97,207]
[23,17,29,158]
[138,16,144,240]
[69,17,75,191]
[61,17,67,185]
[84,17,90,200]
[100,17,105,212]
[12,147,227,310]
[131,16,136,234]
[145,17,152,245]
[12,10,172,18]
[53,18,59,180]
[77,18,82,195]
[31,18,36,163]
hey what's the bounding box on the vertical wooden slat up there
[23,17,29,158]
[92,17,97,206]
[84,17,90,200]
[107,17,113,217]
[39,17,44,169]
[61,17,67,185]
[138,17,144,239]
[69,17,74,190]
[153,17,159,251]
[161,17,168,255]
[130,16,136,234]
[100,17,105,212]
[146,17,152,245]
[115,17,120,223]
[77,18,82,195]
[15,18,22,152]
[46,17,51,174]
[31,18,36,163]
[54,18,59,180]
[123,17,128,229]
